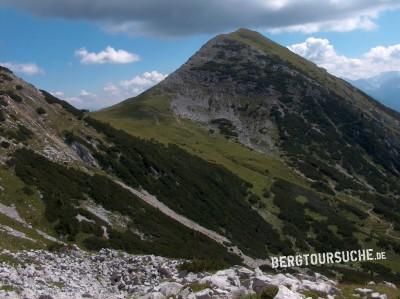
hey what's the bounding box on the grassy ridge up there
[93,90,306,196]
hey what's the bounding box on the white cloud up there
[120,71,167,89]
[288,38,400,80]
[0,62,44,75]
[79,89,96,97]
[269,14,378,34]
[75,46,140,65]
[103,83,120,96]
[57,89,99,110]
[105,70,167,97]
[61,71,167,110]
[4,0,400,36]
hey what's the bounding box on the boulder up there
[382,281,397,289]
[252,277,271,293]
[301,278,335,295]
[268,274,300,290]
[237,267,253,280]
[139,291,166,299]
[158,267,173,278]
[259,285,279,299]
[194,288,213,299]
[274,285,303,299]
[231,287,250,298]
[158,282,183,297]
[182,273,198,283]
[241,278,252,289]
[371,293,387,299]
[355,288,373,294]
[201,275,231,290]
[177,287,196,299]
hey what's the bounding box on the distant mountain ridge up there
[349,71,400,112]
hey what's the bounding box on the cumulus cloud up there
[61,71,167,110]
[79,89,95,97]
[63,90,96,107]
[75,46,139,64]
[0,62,44,75]
[288,38,400,80]
[119,71,167,91]
[2,0,399,36]
[104,71,167,98]
[103,83,120,96]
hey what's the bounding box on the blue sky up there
[1,1,400,110]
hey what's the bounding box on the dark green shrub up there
[178,259,229,273]
[262,189,271,198]
[0,98,7,107]
[0,110,5,122]
[62,131,75,144]
[311,182,335,195]
[9,125,33,142]
[0,73,13,82]
[36,107,46,115]
[1,141,10,148]
[279,94,293,104]
[337,202,367,220]
[260,285,279,298]
[248,194,261,205]
[22,186,34,196]
[15,85,23,90]
[339,267,373,284]
[210,118,238,137]
[8,92,22,103]
[47,242,66,252]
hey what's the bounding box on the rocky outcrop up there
[162,35,280,154]
[0,248,343,299]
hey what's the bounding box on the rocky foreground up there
[0,248,395,299]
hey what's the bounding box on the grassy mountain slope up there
[0,66,286,264]
[0,67,241,263]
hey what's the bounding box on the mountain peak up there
[227,27,271,41]
[180,27,325,88]
[133,28,400,188]
[213,28,280,55]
